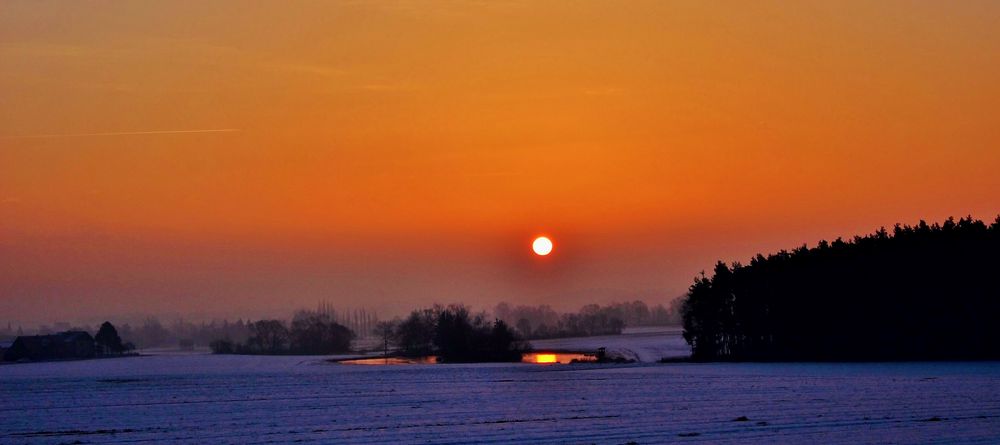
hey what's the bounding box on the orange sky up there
[2,2,999,325]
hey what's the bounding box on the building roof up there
[5,331,96,361]
[16,331,94,344]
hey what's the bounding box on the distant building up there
[3,331,96,362]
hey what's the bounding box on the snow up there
[530,326,690,362]
[2,330,1000,444]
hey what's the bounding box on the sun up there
[532,236,553,256]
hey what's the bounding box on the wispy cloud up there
[1,129,240,139]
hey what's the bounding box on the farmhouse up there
[3,331,96,362]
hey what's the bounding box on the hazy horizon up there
[5,215,995,329]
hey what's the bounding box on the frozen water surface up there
[2,332,999,444]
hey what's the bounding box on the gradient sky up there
[2,1,999,325]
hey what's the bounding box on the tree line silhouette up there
[103,317,254,350]
[210,311,354,355]
[388,304,530,362]
[209,304,530,362]
[7,298,676,362]
[681,216,1000,361]
[494,300,679,340]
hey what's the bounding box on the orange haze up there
[2,2,999,324]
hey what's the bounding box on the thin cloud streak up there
[1,129,241,139]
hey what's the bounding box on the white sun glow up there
[532,236,553,256]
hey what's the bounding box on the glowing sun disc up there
[532,236,553,256]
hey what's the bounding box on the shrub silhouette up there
[681,216,1000,361]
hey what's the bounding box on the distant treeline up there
[18,304,381,350]
[379,304,530,362]
[210,311,354,355]
[1,317,295,350]
[494,300,679,339]
[7,300,675,358]
[681,216,1000,361]
[121,318,254,349]
[0,319,200,349]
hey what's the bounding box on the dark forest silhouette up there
[681,216,1000,361]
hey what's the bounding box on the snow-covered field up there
[531,326,690,362]
[3,331,1000,444]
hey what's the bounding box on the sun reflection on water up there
[522,352,595,364]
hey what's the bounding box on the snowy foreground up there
[2,333,1000,444]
